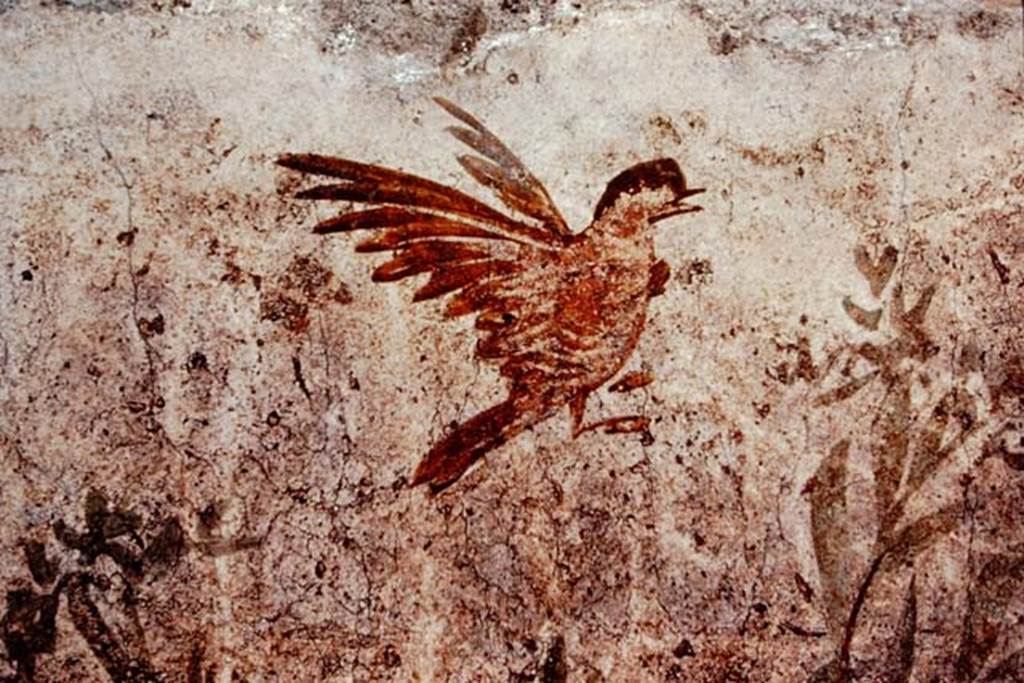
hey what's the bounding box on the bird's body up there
[278,99,704,491]
[523,211,656,396]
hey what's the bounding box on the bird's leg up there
[609,370,654,393]
[648,259,671,298]
[569,391,589,438]
[575,414,654,448]
[579,415,651,435]
[570,380,654,444]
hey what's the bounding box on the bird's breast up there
[551,241,654,382]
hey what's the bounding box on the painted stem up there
[839,550,889,681]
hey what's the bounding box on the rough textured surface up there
[1,1,1022,681]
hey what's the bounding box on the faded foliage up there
[891,575,917,683]
[800,241,1021,681]
[0,489,254,680]
[805,439,853,638]
[955,549,1024,681]
[1,1,1021,679]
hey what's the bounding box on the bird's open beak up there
[651,187,706,223]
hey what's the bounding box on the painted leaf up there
[890,283,938,352]
[904,426,948,502]
[65,573,160,682]
[854,244,899,297]
[842,297,882,330]
[881,502,959,571]
[955,551,1024,680]
[905,388,977,501]
[805,439,855,639]
[0,588,59,674]
[872,374,912,535]
[143,517,187,575]
[541,634,568,683]
[901,283,937,328]
[891,575,917,683]
[21,540,58,587]
[814,371,878,407]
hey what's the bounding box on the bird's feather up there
[434,97,573,242]
[277,102,587,388]
[410,396,524,490]
[277,153,563,248]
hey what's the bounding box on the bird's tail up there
[410,395,535,491]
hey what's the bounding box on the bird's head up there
[593,159,705,235]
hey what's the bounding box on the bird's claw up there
[576,415,653,444]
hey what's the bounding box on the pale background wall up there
[1,1,1022,680]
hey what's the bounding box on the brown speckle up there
[260,292,309,333]
[445,5,487,66]
[956,9,1012,39]
[672,638,695,658]
[138,313,166,337]
[988,248,1010,284]
[714,30,743,55]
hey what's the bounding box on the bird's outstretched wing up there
[277,103,584,386]
[434,97,573,242]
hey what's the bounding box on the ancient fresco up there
[279,99,704,490]
[1,1,1022,681]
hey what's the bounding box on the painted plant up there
[801,241,1023,681]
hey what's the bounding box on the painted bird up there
[277,98,705,491]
